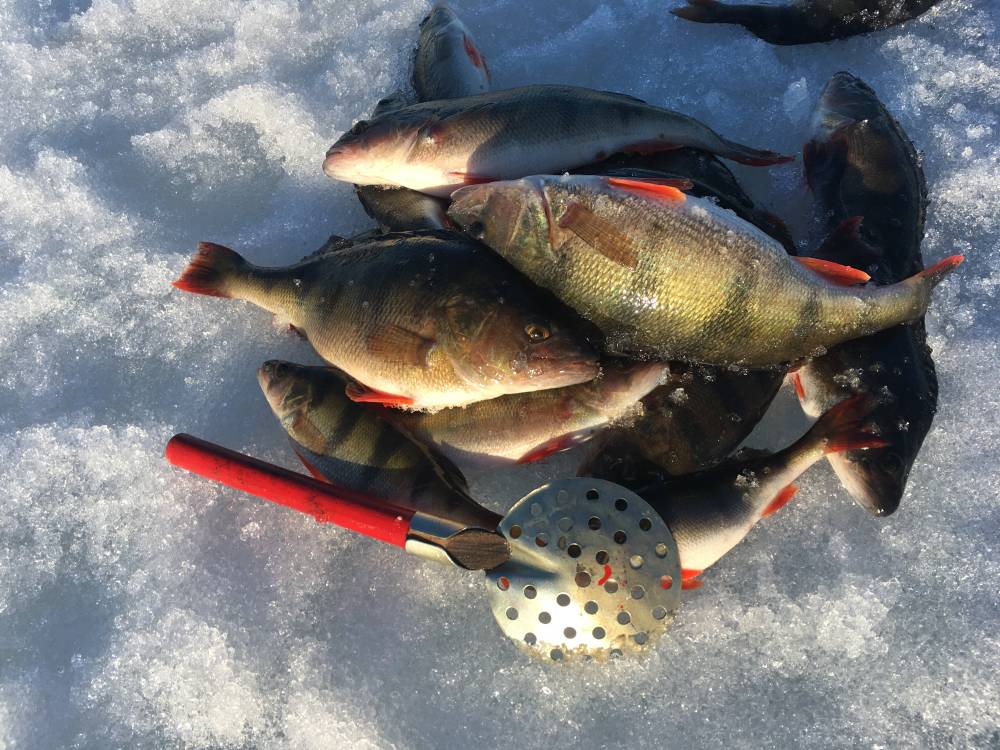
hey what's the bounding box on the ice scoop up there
[165,433,682,662]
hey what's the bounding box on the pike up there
[323,85,792,197]
[448,174,962,368]
[172,230,599,411]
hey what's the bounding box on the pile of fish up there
[174,3,958,594]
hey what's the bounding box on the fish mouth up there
[322,147,349,179]
[257,360,293,406]
[526,346,601,385]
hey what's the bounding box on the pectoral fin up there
[559,201,639,269]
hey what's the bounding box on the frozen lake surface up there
[1,0,998,747]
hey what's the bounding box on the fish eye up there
[525,322,550,342]
[880,453,903,474]
[346,119,370,137]
[273,363,289,379]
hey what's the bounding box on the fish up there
[579,362,783,482]
[412,4,491,101]
[257,360,500,529]
[322,85,793,197]
[354,184,451,232]
[447,174,962,368]
[353,6,490,232]
[383,359,667,472]
[634,396,888,588]
[671,0,941,45]
[172,230,600,411]
[793,72,938,516]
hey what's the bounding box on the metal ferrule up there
[403,511,470,567]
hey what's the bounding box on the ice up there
[1,0,998,748]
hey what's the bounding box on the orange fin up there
[516,432,591,464]
[794,257,870,286]
[681,572,703,591]
[463,34,486,70]
[293,449,329,483]
[607,176,689,202]
[763,484,798,517]
[915,255,964,283]
[448,171,495,185]
[365,324,434,366]
[790,371,805,400]
[171,241,246,297]
[815,216,882,266]
[814,395,891,454]
[345,382,415,407]
[559,201,639,268]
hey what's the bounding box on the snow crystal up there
[0,0,998,748]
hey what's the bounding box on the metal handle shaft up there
[165,433,414,547]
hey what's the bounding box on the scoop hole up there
[639,518,652,531]
[613,531,627,545]
[588,516,602,530]
[558,516,573,531]
[631,585,645,600]
[652,606,667,620]
[497,576,510,591]
[660,575,673,589]
[629,554,643,569]
[575,571,591,588]
[505,607,518,621]
[556,593,571,607]
[593,627,606,640]
[617,611,631,625]
[524,632,537,645]
[539,611,551,624]
[509,525,522,539]
[584,600,599,615]
[654,543,668,558]
[535,533,549,548]
[568,543,582,558]
[614,498,628,511]
[586,489,599,500]
[604,580,619,594]
[523,585,537,599]
[563,627,576,639]
[596,550,609,564]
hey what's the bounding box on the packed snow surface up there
[1,1,998,747]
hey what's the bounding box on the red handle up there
[165,434,414,547]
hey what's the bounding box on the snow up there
[1,0,998,747]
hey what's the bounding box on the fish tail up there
[864,254,964,328]
[172,242,250,298]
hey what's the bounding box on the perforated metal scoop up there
[166,435,682,661]
[485,479,681,661]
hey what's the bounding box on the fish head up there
[441,291,599,392]
[324,110,442,188]
[811,72,882,137]
[257,360,335,453]
[449,177,561,282]
[829,446,911,517]
[581,359,670,414]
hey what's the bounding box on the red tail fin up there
[810,395,889,454]
[172,242,247,298]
